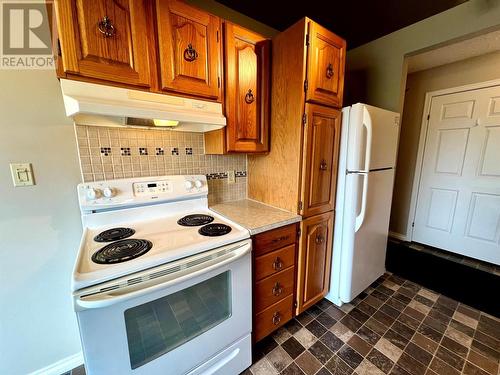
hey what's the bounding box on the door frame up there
[406,77,500,242]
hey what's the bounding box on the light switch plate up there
[10,163,35,187]
[227,170,235,184]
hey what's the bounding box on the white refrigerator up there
[326,103,400,306]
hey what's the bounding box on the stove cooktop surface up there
[73,208,249,291]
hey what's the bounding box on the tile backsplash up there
[75,125,247,204]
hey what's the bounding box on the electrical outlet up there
[227,170,235,184]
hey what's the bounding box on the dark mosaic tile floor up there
[64,273,499,375]
[399,240,500,277]
[245,273,500,375]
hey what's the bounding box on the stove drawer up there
[253,224,297,256]
[254,266,294,312]
[255,244,296,281]
[254,294,293,342]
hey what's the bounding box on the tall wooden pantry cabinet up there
[248,18,346,315]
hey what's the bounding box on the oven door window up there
[124,271,231,369]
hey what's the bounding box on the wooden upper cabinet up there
[54,0,153,87]
[301,104,341,217]
[306,21,346,108]
[297,211,334,314]
[156,0,221,100]
[224,23,270,152]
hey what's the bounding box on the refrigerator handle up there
[355,172,369,232]
[362,106,373,172]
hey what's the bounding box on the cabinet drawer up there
[254,294,293,342]
[253,224,297,256]
[255,244,296,281]
[255,267,294,312]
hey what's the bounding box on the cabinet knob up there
[184,44,198,62]
[320,159,328,171]
[272,257,283,271]
[98,16,115,38]
[272,311,281,325]
[326,63,334,79]
[272,282,283,297]
[315,234,325,244]
[245,89,255,104]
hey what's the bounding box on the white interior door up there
[413,85,500,265]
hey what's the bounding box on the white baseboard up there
[29,352,83,375]
[389,231,408,241]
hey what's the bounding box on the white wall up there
[0,69,83,374]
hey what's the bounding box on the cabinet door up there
[55,0,153,87]
[156,0,221,100]
[225,23,270,152]
[301,104,341,217]
[306,21,346,108]
[297,212,334,314]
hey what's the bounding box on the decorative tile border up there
[74,125,248,204]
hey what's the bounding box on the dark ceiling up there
[216,0,468,49]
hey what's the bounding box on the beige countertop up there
[211,199,301,235]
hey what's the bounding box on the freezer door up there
[339,169,395,302]
[347,104,400,171]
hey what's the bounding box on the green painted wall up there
[186,0,279,37]
[346,0,500,112]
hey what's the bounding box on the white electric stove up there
[73,175,252,375]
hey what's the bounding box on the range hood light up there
[153,119,179,127]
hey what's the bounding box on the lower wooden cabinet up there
[254,295,293,342]
[296,211,334,314]
[255,267,295,311]
[252,224,298,342]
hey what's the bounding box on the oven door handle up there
[75,241,251,310]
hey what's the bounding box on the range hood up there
[60,79,226,132]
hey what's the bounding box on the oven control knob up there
[86,188,101,200]
[103,187,116,198]
[184,180,194,190]
[194,180,203,189]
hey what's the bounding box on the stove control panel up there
[133,180,172,196]
[78,175,208,213]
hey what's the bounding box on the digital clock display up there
[147,183,157,188]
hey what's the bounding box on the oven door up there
[74,240,252,375]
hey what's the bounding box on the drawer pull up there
[272,312,281,325]
[272,282,283,297]
[272,235,289,244]
[272,257,283,271]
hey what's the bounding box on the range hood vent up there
[60,79,226,132]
